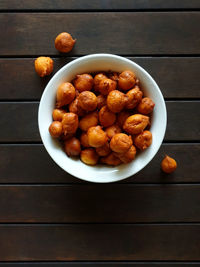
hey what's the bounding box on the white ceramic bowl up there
[38,54,167,183]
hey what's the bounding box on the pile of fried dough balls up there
[48,69,155,166]
[35,31,177,173]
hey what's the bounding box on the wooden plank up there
[1,57,200,100]
[0,103,40,142]
[166,101,200,141]
[0,184,200,223]
[0,224,200,260]
[0,144,199,184]
[0,101,199,142]
[0,13,200,55]
[1,264,200,267]
[0,0,199,10]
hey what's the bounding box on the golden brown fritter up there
[123,114,149,135]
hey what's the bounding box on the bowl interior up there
[38,54,166,183]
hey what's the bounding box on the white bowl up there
[38,54,167,183]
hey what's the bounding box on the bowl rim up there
[38,53,167,183]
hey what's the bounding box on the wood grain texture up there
[0,101,199,142]
[0,263,199,266]
[0,102,40,142]
[0,0,200,10]
[0,13,200,56]
[1,184,200,223]
[1,57,200,100]
[0,144,199,184]
[166,101,200,141]
[0,224,200,260]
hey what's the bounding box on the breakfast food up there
[134,130,152,150]
[81,148,99,165]
[99,105,116,127]
[79,111,98,131]
[52,109,66,121]
[61,113,79,134]
[126,86,143,109]
[105,124,121,140]
[137,97,155,114]
[49,121,62,138]
[49,70,155,166]
[123,114,149,135]
[110,133,132,153]
[69,98,86,116]
[73,74,93,92]
[98,78,117,95]
[64,137,81,157]
[55,32,76,53]
[161,155,177,173]
[107,90,127,113]
[87,126,108,148]
[56,82,76,108]
[78,91,97,111]
[35,56,53,77]
[118,70,136,90]
[94,73,107,92]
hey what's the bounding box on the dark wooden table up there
[0,1,200,266]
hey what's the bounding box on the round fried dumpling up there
[110,133,132,153]
[49,121,62,138]
[107,90,127,113]
[99,106,116,127]
[81,148,99,165]
[73,74,93,92]
[123,114,149,135]
[55,32,76,53]
[56,82,75,108]
[87,126,108,148]
[134,130,152,150]
[79,111,98,132]
[78,91,97,111]
[126,86,143,109]
[118,70,136,91]
[105,124,121,140]
[94,73,107,92]
[98,78,117,95]
[62,112,79,134]
[52,109,66,121]
[64,137,81,157]
[69,98,86,117]
[137,97,155,114]
[161,155,177,174]
[35,56,53,77]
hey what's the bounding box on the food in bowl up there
[48,69,155,166]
